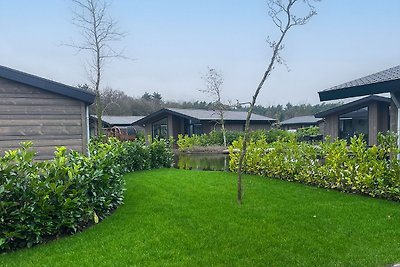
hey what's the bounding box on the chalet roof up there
[135,108,276,125]
[280,116,322,125]
[167,108,276,121]
[318,65,400,101]
[102,116,144,126]
[0,65,95,104]
[315,95,391,118]
[340,108,368,119]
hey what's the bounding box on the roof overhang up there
[319,79,400,101]
[134,108,201,126]
[0,65,95,104]
[281,121,321,126]
[135,108,276,126]
[315,95,391,118]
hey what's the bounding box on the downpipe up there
[86,105,91,157]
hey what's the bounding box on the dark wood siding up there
[324,114,339,140]
[390,98,399,133]
[0,77,87,160]
[368,101,389,145]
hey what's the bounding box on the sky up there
[1,0,400,107]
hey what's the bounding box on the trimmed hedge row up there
[0,138,173,252]
[229,133,400,201]
[177,131,243,151]
[177,129,294,152]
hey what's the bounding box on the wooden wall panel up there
[368,102,378,145]
[0,119,81,127]
[248,123,272,131]
[0,97,81,106]
[0,125,83,136]
[0,139,84,149]
[0,105,81,115]
[0,134,82,141]
[0,77,86,158]
[324,115,339,140]
[171,115,183,140]
[0,114,82,120]
[390,98,399,133]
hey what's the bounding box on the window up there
[183,119,203,136]
[339,107,368,143]
[193,124,203,135]
[152,118,168,140]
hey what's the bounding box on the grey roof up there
[315,95,391,118]
[280,116,322,125]
[102,116,144,126]
[166,108,276,121]
[318,65,400,101]
[340,108,368,119]
[135,108,276,125]
[91,115,144,126]
[0,65,95,104]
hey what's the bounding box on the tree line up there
[83,86,339,122]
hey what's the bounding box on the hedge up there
[229,133,400,201]
[177,129,294,152]
[0,137,173,252]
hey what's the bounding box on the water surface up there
[173,153,230,171]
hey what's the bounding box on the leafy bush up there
[0,138,173,252]
[230,132,400,201]
[177,129,295,152]
[177,134,203,151]
[148,137,174,169]
[295,126,320,140]
[264,128,295,143]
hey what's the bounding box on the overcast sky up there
[1,0,400,106]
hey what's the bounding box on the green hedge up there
[176,131,241,151]
[0,138,173,252]
[295,126,320,141]
[177,129,295,151]
[229,133,400,201]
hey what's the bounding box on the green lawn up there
[1,168,400,266]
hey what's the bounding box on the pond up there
[173,153,230,171]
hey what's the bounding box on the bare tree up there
[236,0,318,204]
[70,0,125,136]
[101,87,127,115]
[200,67,227,146]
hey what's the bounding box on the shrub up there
[177,129,295,152]
[230,132,400,201]
[264,128,295,143]
[177,134,203,151]
[295,126,320,141]
[148,137,174,169]
[0,138,173,252]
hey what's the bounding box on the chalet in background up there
[0,65,95,160]
[279,115,323,131]
[134,107,276,140]
[90,115,144,140]
[317,65,400,147]
[315,95,391,145]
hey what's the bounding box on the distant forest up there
[88,87,340,122]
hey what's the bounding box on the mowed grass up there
[2,168,400,267]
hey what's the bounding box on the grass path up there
[1,169,400,266]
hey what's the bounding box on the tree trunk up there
[95,89,103,136]
[236,25,290,204]
[220,110,227,147]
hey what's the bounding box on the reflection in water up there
[173,153,230,171]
